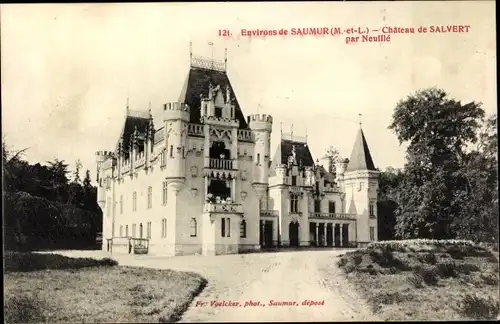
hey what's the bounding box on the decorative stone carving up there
[241,169,248,181]
[190,188,198,197]
[240,191,248,201]
[191,166,198,177]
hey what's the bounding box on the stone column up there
[205,177,209,199]
[323,223,327,247]
[339,224,343,247]
[315,223,319,246]
[231,178,236,202]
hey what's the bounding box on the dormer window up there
[215,107,222,118]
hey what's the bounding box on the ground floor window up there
[190,218,197,237]
[370,226,375,241]
[147,222,151,239]
[240,220,246,238]
[222,218,231,237]
[161,218,167,238]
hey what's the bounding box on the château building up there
[95,52,379,256]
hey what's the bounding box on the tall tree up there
[389,88,485,239]
[377,167,404,240]
[324,145,340,175]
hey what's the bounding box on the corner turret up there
[163,102,190,187]
[248,114,273,188]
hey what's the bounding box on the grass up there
[336,240,500,321]
[4,252,207,323]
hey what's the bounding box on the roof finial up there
[359,113,362,128]
[280,122,283,137]
[291,124,294,142]
[126,96,130,115]
[224,48,228,72]
[148,100,152,116]
[305,127,308,143]
[189,41,193,62]
[208,41,214,69]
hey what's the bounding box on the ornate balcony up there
[209,158,234,170]
[204,202,244,214]
[309,212,356,220]
[260,210,279,217]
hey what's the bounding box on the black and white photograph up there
[2,2,498,322]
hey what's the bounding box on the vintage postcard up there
[2,1,498,323]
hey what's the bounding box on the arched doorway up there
[289,222,300,247]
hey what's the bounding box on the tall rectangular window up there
[161,218,167,238]
[125,225,129,237]
[161,150,166,167]
[329,201,336,214]
[314,200,321,213]
[369,201,375,217]
[132,224,136,238]
[147,222,151,239]
[222,218,231,237]
[119,225,123,237]
[132,192,137,211]
[240,220,247,238]
[370,226,375,241]
[170,145,173,157]
[147,186,152,209]
[162,182,168,206]
[139,223,143,238]
[290,194,298,213]
[120,195,123,214]
[190,218,197,237]
[291,176,297,186]
[221,218,226,237]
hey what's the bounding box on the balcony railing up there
[310,212,356,220]
[204,202,244,214]
[260,210,279,217]
[209,158,233,170]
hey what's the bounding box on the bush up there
[480,272,499,286]
[458,294,499,319]
[418,252,437,265]
[4,252,118,272]
[413,266,439,286]
[407,273,424,288]
[457,263,480,275]
[4,293,47,323]
[435,261,458,278]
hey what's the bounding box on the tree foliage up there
[3,138,102,251]
[388,88,497,243]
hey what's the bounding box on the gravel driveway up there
[51,249,376,322]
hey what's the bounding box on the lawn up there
[4,252,207,323]
[336,240,499,321]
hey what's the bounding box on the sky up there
[1,2,496,183]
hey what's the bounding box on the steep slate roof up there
[178,67,249,129]
[117,115,150,155]
[345,128,376,172]
[269,139,315,176]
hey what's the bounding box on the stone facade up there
[96,55,379,256]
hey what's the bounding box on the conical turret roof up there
[345,127,376,172]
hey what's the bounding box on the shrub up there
[407,273,424,288]
[421,252,437,265]
[353,254,363,266]
[343,263,356,274]
[457,263,480,275]
[4,252,118,272]
[435,261,458,278]
[413,266,439,286]
[480,272,499,286]
[336,257,347,267]
[458,294,499,319]
[4,293,47,323]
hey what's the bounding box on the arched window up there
[240,220,247,238]
[190,218,197,237]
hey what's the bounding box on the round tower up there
[248,114,273,187]
[95,151,114,210]
[335,158,349,183]
[163,102,190,187]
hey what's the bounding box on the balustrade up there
[209,158,233,170]
[310,212,356,220]
[260,210,279,217]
